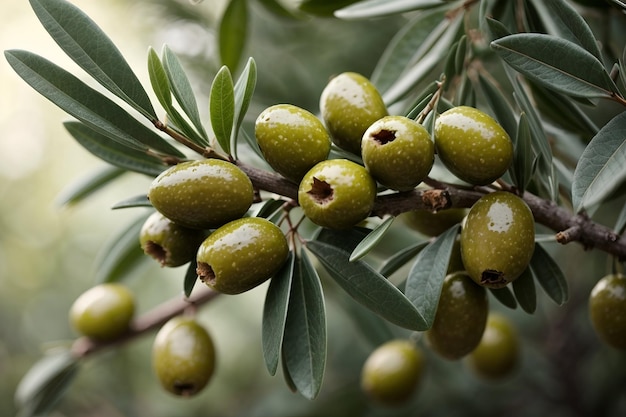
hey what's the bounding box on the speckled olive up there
[361,116,434,191]
[320,72,388,155]
[148,159,254,230]
[255,104,331,182]
[196,217,289,294]
[461,191,535,289]
[401,208,467,237]
[466,313,520,379]
[152,316,215,397]
[434,106,513,185]
[298,159,377,229]
[361,339,425,406]
[589,274,626,349]
[139,212,207,267]
[69,283,135,341]
[427,272,488,360]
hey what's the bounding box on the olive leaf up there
[512,112,536,194]
[111,195,152,210]
[349,216,395,261]
[477,73,517,140]
[512,268,537,314]
[378,240,429,278]
[55,165,126,207]
[334,0,444,20]
[209,66,235,154]
[530,243,568,305]
[219,0,248,72]
[183,259,199,298]
[489,287,518,309]
[231,57,257,159]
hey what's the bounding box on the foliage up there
[4,0,626,415]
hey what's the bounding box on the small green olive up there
[361,115,434,191]
[196,217,289,294]
[466,313,520,379]
[434,106,513,185]
[69,283,135,341]
[298,159,377,229]
[400,208,467,237]
[255,104,331,182]
[139,212,207,267]
[460,191,535,289]
[152,316,216,397]
[320,72,388,155]
[427,272,488,360]
[148,159,254,230]
[589,274,626,349]
[360,339,425,406]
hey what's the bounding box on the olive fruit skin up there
[361,340,424,406]
[434,106,513,185]
[139,212,206,267]
[196,217,289,294]
[589,274,626,349]
[319,72,388,155]
[152,316,216,397]
[148,159,254,230]
[255,104,331,182]
[361,116,434,191]
[401,208,467,237]
[467,313,519,379]
[461,191,535,289]
[69,283,135,341]
[298,159,377,229]
[427,272,488,360]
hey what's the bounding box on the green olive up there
[427,272,488,360]
[255,104,331,182]
[589,274,626,349]
[148,159,254,230]
[196,217,289,294]
[434,106,513,185]
[69,283,135,341]
[152,316,216,397]
[401,208,467,237]
[360,339,424,406]
[460,191,535,289]
[466,313,520,379]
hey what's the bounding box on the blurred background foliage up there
[1,0,626,416]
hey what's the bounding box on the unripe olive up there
[320,72,388,155]
[255,104,331,182]
[148,159,254,230]
[196,217,289,294]
[298,159,377,229]
[589,274,626,349]
[427,272,488,360]
[361,116,434,191]
[69,283,135,341]
[466,313,520,379]
[434,106,513,185]
[139,212,207,267]
[152,316,216,397]
[361,339,424,406]
[401,208,467,237]
[460,191,535,289]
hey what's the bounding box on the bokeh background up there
[1,1,625,416]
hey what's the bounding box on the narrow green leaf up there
[219,0,248,72]
[231,57,257,158]
[64,122,168,177]
[512,113,535,193]
[615,202,626,235]
[29,0,156,120]
[55,165,126,207]
[209,66,235,154]
[111,194,152,210]
[478,74,517,140]
[282,252,326,399]
[335,0,445,19]
[443,39,461,86]
[94,214,150,283]
[5,50,185,158]
[316,227,371,253]
[512,268,536,314]
[183,260,199,298]
[162,45,209,143]
[251,198,286,220]
[485,16,512,41]
[404,225,460,328]
[530,243,568,305]
[572,112,626,212]
[298,0,361,16]
[491,34,618,99]
[263,252,295,376]
[529,0,602,60]
[489,287,518,309]
[350,216,395,261]
[454,35,467,75]
[371,8,448,96]
[403,81,438,118]
[15,350,80,417]
[378,240,429,277]
[306,240,427,331]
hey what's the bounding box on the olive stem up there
[70,286,219,358]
